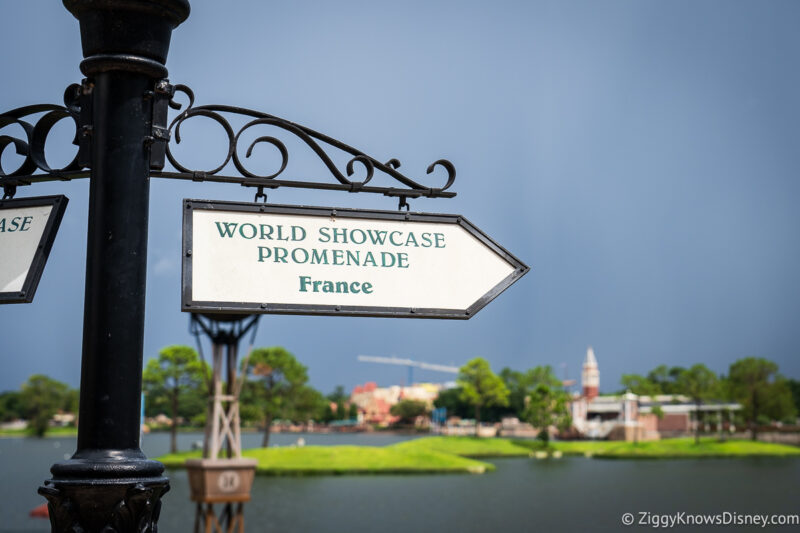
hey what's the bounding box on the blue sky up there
[1,0,799,394]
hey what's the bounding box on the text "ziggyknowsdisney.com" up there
[621,511,799,528]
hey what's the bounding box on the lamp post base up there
[39,480,169,533]
[39,453,169,533]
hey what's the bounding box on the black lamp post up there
[38,2,190,531]
[0,1,465,529]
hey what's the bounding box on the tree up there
[433,387,472,419]
[348,402,359,420]
[521,366,572,445]
[727,357,797,440]
[63,388,79,418]
[175,383,208,421]
[457,358,509,435]
[676,364,719,444]
[320,402,336,424]
[788,379,800,419]
[239,401,263,427]
[286,385,327,424]
[0,391,24,422]
[646,365,686,394]
[242,346,308,447]
[326,385,349,421]
[335,398,347,420]
[499,368,532,419]
[620,374,661,396]
[19,375,73,437]
[618,366,697,396]
[390,399,429,425]
[143,345,207,453]
[327,385,348,404]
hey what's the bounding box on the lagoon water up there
[2,432,798,532]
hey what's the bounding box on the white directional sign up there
[182,200,528,319]
[0,195,68,304]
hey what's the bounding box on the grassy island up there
[155,436,800,476]
[513,437,800,459]
[158,444,493,476]
[392,436,531,458]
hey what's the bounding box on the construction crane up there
[357,355,460,385]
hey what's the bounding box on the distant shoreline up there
[0,427,77,438]
[514,437,800,459]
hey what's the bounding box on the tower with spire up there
[581,346,599,399]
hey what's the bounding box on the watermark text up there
[621,511,799,528]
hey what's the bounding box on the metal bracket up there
[254,186,268,203]
[76,79,93,169]
[398,195,410,211]
[148,79,175,170]
[2,184,15,200]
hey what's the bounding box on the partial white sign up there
[0,196,68,304]
[183,200,528,319]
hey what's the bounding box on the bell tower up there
[582,346,599,399]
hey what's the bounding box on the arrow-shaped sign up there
[0,195,68,304]
[182,200,528,319]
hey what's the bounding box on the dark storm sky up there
[1,0,798,394]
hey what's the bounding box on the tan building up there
[350,381,441,426]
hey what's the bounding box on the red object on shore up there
[29,503,49,518]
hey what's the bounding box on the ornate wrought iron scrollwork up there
[0,84,88,197]
[154,84,456,200]
[0,80,456,202]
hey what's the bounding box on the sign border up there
[182,199,529,319]
[0,195,68,304]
